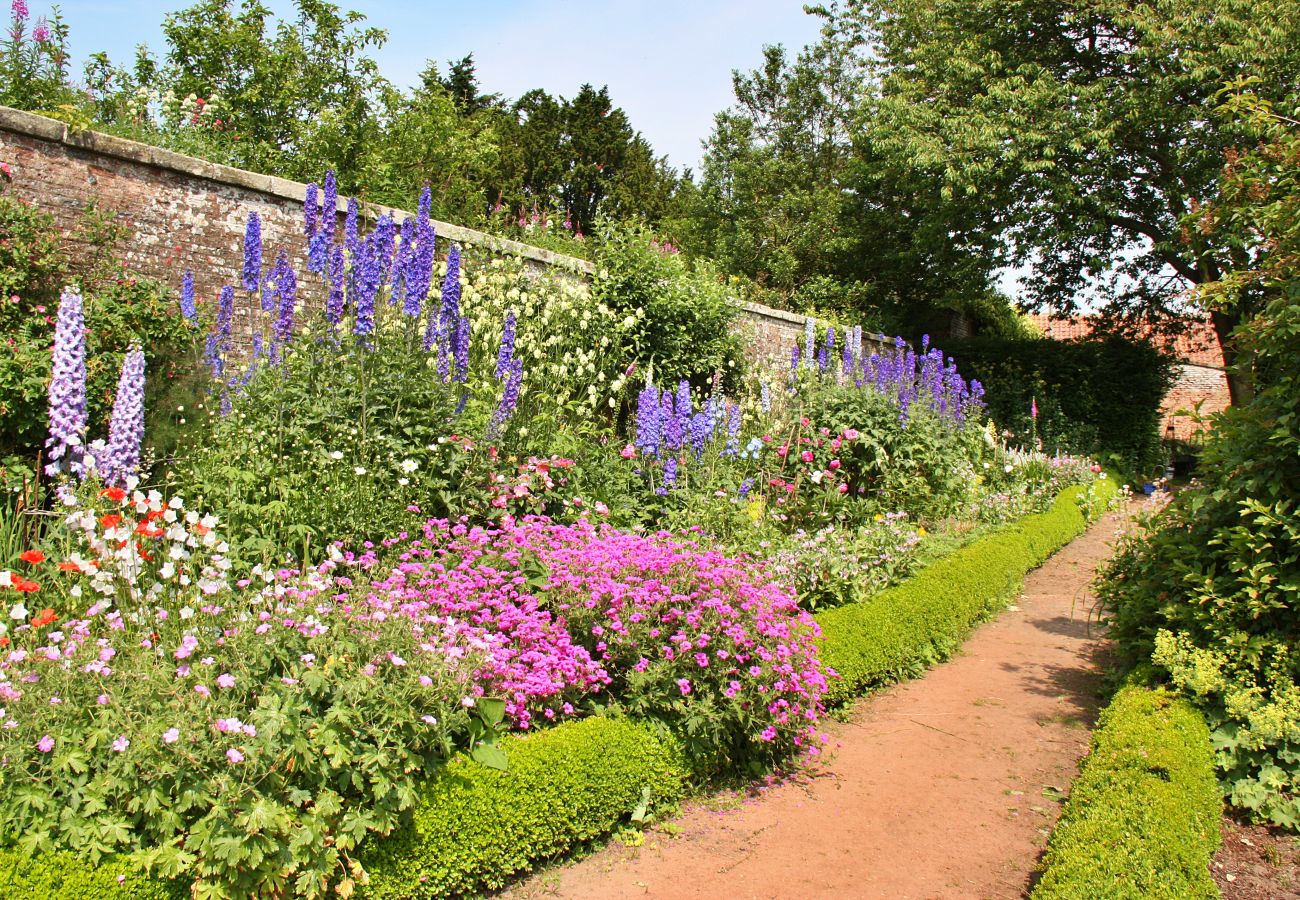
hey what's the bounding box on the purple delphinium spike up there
[394,216,414,311]
[308,230,329,274]
[842,341,853,376]
[488,359,523,438]
[496,311,516,378]
[790,344,801,372]
[45,287,88,477]
[304,182,319,238]
[688,411,710,459]
[372,215,397,292]
[635,380,662,456]
[440,245,462,328]
[327,244,345,332]
[662,457,678,491]
[102,347,145,485]
[662,392,683,451]
[407,187,436,310]
[453,317,470,382]
[817,344,828,372]
[273,255,297,356]
[345,197,360,260]
[242,213,262,293]
[354,231,382,339]
[217,285,234,351]
[204,333,221,379]
[180,270,197,323]
[738,477,753,499]
[675,380,692,421]
[322,171,338,244]
[422,298,438,352]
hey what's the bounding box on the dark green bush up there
[947,335,1175,481]
[358,717,687,898]
[816,481,1115,705]
[1032,685,1221,899]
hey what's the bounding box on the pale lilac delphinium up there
[45,286,88,477]
[102,346,146,486]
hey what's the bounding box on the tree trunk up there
[1210,307,1253,406]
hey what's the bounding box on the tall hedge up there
[948,335,1175,480]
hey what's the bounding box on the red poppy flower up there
[18,550,45,564]
[57,561,80,572]
[99,487,127,502]
[99,514,123,529]
[12,576,39,593]
[31,608,57,628]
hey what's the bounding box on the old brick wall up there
[0,106,589,348]
[1163,364,1231,440]
[1,105,892,369]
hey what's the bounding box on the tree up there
[831,0,1300,402]
[160,0,389,188]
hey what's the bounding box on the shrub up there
[0,847,182,899]
[946,334,1175,481]
[1032,686,1221,899]
[591,219,744,388]
[817,481,1114,705]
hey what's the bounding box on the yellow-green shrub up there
[1033,686,1221,899]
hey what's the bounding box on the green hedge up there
[947,335,1176,482]
[817,481,1115,705]
[358,716,687,898]
[1033,685,1222,899]
[0,849,183,899]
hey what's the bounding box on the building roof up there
[1027,314,1225,369]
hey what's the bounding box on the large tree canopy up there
[832,0,1300,400]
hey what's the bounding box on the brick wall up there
[1163,364,1231,440]
[2,105,895,373]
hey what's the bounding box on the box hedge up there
[816,481,1115,705]
[357,716,687,898]
[1032,685,1222,899]
[0,848,183,899]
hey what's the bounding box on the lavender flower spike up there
[45,286,88,476]
[304,182,319,237]
[103,347,146,485]
[322,171,338,243]
[242,212,262,292]
[497,311,517,377]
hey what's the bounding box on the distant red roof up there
[1027,314,1225,369]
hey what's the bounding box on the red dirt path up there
[502,510,1130,900]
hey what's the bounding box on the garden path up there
[501,507,1134,900]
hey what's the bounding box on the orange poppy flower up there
[57,561,81,572]
[12,576,39,593]
[99,487,127,502]
[18,550,45,564]
[99,514,123,530]
[31,608,57,628]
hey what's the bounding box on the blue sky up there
[49,1,825,173]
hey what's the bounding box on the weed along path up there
[502,510,1129,900]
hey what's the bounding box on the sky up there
[48,0,826,174]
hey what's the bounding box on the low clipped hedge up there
[0,849,183,899]
[1033,685,1222,899]
[358,716,686,898]
[817,481,1115,705]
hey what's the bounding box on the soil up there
[500,509,1133,900]
[1213,816,1300,899]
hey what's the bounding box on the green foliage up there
[168,319,467,567]
[0,190,191,472]
[947,334,1176,481]
[0,848,183,899]
[766,512,923,611]
[592,220,744,387]
[817,481,1114,705]
[843,0,1300,342]
[1097,101,1300,829]
[798,378,987,519]
[358,717,687,899]
[1032,686,1221,900]
[0,3,77,113]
